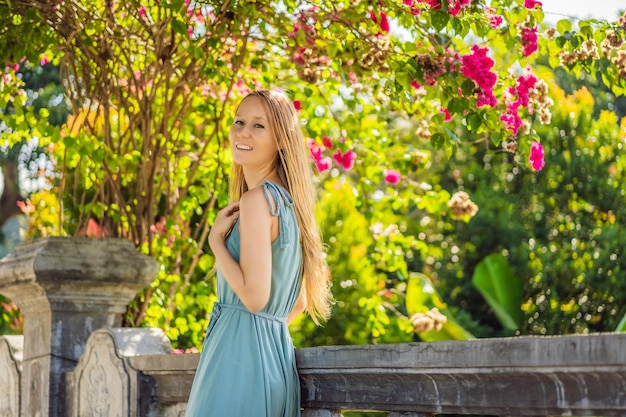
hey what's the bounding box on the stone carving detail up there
[0,337,21,417]
[27,359,44,417]
[75,332,130,417]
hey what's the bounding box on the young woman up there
[185,89,333,417]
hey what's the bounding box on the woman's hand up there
[209,202,240,245]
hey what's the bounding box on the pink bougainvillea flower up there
[379,11,390,33]
[369,10,390,33]
[447,0,471,16]
[315,157,332,173]
[461,45,498,108]
[529,141,545,171]
[40,53,49,66]
[384,169,402,184]
[322,136,333,149]
[514,72,538,107]
[16,200,35,214]
[332,149,357,171]
[489,15,503,29]
[411,80,422,90]
[440,107,452,122]
[308,138,323,160]
[293,100,302,111]
[524,0,542,9]
[139,6,146,16]
[500,111,522,136]
[85,218,103,238]
[307,139,332,173]
[404,0,421,16]
[521,27,538,57]
[417,0,442,10]
[500,70,538,135]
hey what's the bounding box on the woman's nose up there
[238,126,251,138]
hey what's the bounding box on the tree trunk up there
[0,157,23,230]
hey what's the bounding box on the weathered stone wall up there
[0,237,157,417]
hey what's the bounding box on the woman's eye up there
[234,120,244,126]
[254,123,265,129]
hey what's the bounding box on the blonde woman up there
[185,89,333,417]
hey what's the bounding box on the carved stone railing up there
[62,327,626,417]
[0,237,157,417]
[66,327,197,417]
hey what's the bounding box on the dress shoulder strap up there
[261,180,295,249]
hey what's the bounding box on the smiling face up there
[230,95,279,169]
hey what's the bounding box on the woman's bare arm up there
[209,186,278,312]
[287,290,306,325]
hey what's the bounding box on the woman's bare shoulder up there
[239,184,273,215]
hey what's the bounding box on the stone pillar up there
[0,237,158,417]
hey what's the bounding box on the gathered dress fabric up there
[185,180,303,417]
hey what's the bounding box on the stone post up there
[0,237,158,417]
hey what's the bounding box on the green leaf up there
[405,273,474,341]
[490,131,503,146]
[448,98,467,114]
[171,18,187,35]
[430,11,450,32]
[548,54,561,68]
[466,112,482,131]
[327,42,338,58]
[431,132,446,149]
[616,311,626,332]
[198,254,213,272]
[472,254,523,331]
[579,20,593,38]
[556,19,572,35]
[461,79,475,96]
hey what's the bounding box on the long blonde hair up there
[229,89,333,324]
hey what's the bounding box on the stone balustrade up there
[1,237,626,417]
[0,237,157,417]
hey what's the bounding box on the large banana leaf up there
[472,254,523,331]
[616,311,626,332]
[406,272,474,341]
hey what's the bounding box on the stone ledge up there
[296,333,626,416]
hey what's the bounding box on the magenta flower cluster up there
[384,169,402,184]
[409,0,471,16]
[307,137,356,172]
[500,71,537,135]
[529,141,545,171]
[521,27,539,57]
[460,45,498,107]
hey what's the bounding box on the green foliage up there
[0,295,22,335]
[406,273,474,341]
[472,254,523,331]
[431,78,626,337]
[617,312,626,333]
[291,180,414,346]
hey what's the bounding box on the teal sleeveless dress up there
[185,180,302,417]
